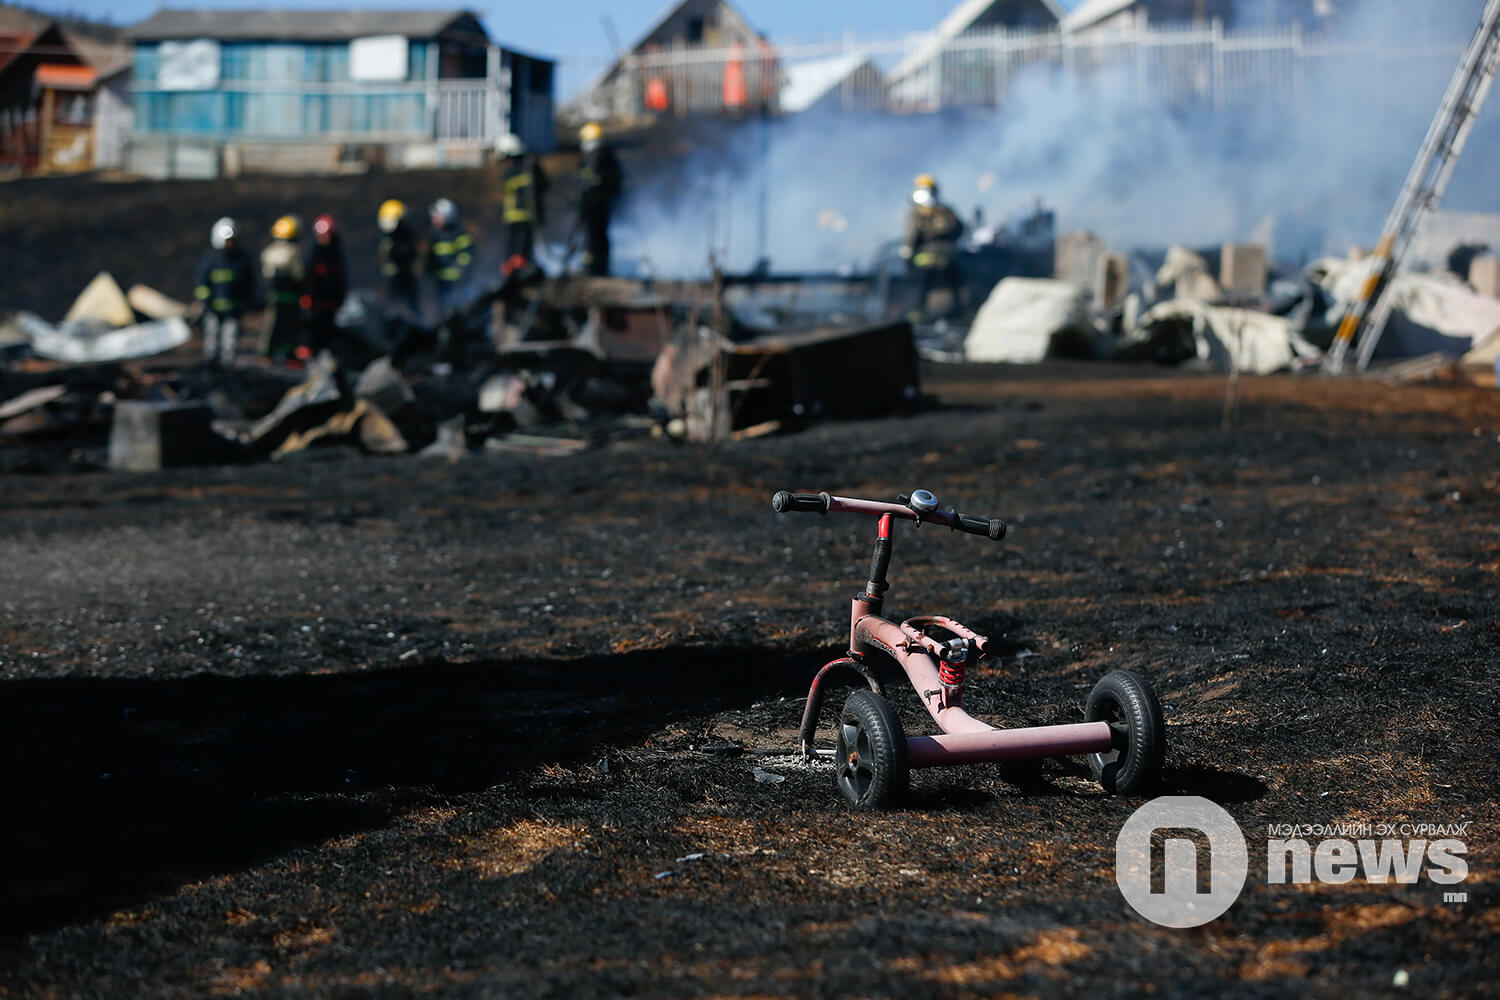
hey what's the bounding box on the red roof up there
[35,62,95,90]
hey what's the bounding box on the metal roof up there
[575,0,758,98]
[1063,0,1139,32]
[890,0,1065,82]
[125,8,487,42]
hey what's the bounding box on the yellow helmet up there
[271,214,300,240]
[377,198,406,233]
[580,121,603,144]
[914,173,936,191]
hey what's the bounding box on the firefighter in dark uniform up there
[259,214,303,363]
[301,213,347,358]
[899,173,965,321]
[194,216,257,366]
[377,198,419,315]
[577,121,622,277]
[495,133,548,277]
[425,197,473,315]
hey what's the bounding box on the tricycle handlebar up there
[771,490,1006,542]
[771,490,831,514]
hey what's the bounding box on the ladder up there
[1326,0,1500,373]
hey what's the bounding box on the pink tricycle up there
[772,488,1165,809]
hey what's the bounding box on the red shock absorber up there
[938,639,968,687]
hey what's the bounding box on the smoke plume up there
[607,0,1499,277]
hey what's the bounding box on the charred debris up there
[0,267,925,474]
[7,201,1500,476]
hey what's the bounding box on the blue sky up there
[81,0,1084,60]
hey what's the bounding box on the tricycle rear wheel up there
[835,689,909,809]
[1085,670,1165,795]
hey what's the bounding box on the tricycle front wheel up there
[1085,670,1165,795]
[835,689,909,809]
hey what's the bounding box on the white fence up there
[434,83,501,142]
[566,19,1469,122]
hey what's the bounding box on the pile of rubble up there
[957,221,1500,380]
[0,271,924,475]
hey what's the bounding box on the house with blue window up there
[124,8,553,177]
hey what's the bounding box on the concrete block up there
[1469,255,1500,300]
[1220,243,1267,295]
[1094,251,1129,310]
[1054,231,1103,287]
[108,401,217,472]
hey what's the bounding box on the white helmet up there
[210,217,236,249]
[430,198,456,226]
[495,133,524,157]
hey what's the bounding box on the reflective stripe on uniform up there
[433,240,454,255]
[211,298,238,312]
[438,268,462,281]
[195,286,211,299]
[210,268,237,282]
[457,253,472,266]
[504,174,534,223]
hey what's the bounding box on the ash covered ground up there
[1,363,1498,998]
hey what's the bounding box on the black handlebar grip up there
[772,490,831,514]
[956,512,1007,541]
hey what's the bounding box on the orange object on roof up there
[35,63,96,90]
[645,75,668,112]
[722,42,745,108]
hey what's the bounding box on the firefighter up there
[577,121,622,277]
[377,198,419,315]
[259,214,304,363]
[301,213,347,358]
[193,216,257,367]
[899,174,965,321]
[495,133,548,277]
[425,197,473,315]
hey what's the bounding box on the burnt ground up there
[0,362,1498,998]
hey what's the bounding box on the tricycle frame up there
[791,494,1115,769]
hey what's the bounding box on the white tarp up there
[1123,300,1319,374]
[1155,245,1222,301]
[964,277,1092,363]
[158,40,221,91]
[63,272,135,328]
[127,284,189,321]
[350,36,409,82]
[17,314,192,363]
[1313,257,1500,359]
